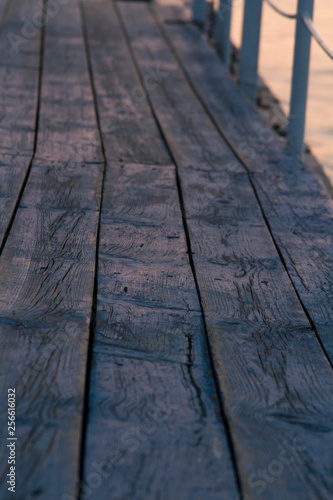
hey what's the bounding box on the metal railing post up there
[193,0,206,25]
[288,0,314,157]
[239,0,263,103]
[215,0,233,67]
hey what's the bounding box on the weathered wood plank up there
[0,188,103,499]
[0,0,104,498]
[0,0,10,30]
[160,21,333,363]
[81,5,238,494]
[98,164,200,313]
[84,351,237,500]
[83,161,239,497]
[0,0,42,156]
[154,0,192,22]
[20,159,103,211]
[96,163,201,361]
[35,0,103,163]
[0,156,32,250]
[0,0,43,250]
[119,4,333,498]
[81,0,171,165]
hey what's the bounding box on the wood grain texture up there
[0,159,104,499]
[83,159,238,498]
[0,0,104,498]
[154,0,192,22]
[97,163,201,357]
[35,0,103,163]
[160,21,333,364]
[119,4,333,498]
[80,6,238,494]
[0,0,41,156]
[85,352,237,500]
[0,1,332,498]
[0,0,43,249]
[0,155,32,250]
[0,0,10,30]
[20,160,103,211]
[81,0,171,165]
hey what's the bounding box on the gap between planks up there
[117,3,333,499]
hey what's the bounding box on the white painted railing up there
[193,0,333,158]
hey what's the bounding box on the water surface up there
[231,0,333,183]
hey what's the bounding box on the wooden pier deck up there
[0,0,333,499]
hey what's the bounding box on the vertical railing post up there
[193,0,206,25]
[215,0,233,67]
[288,0,314,158]
[239,0,263,103]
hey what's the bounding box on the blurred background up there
[229,0,333,184]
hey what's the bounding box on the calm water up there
[230,0,333,184]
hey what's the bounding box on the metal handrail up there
[302,13,333,60]
[192,0,333,158]
[265,0,333,58]
[264,0,296,20]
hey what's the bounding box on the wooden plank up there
[119,4,333,498]
[81,0,171,165]
[0,0,104,498]
[0,158,102,253]
[0,168,103,498]
[79,5,238,496]
[96,163,202,360]
[159,21,333,364]
[0,177,104,500]
[0,0,41,156]
[20,159,103,211]
[35,0,103,163]
[154,0,192,22]
[0,0,43,249]
[83,161,238,495]
[85,352,237,500]
[98,164,200,313]
[0,156,32,251]
[0,0,10,30]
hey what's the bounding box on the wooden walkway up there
[0,0,333,499]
